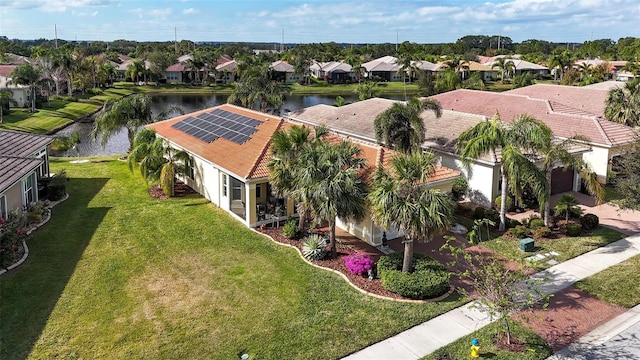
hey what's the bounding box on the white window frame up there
[0,194,7,220]
[222,174,228,197]
[23,173,35,205]
[187,157,195,180]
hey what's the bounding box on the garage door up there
[551,168,574,194]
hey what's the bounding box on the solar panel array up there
[172,109,262,144]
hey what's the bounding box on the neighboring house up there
[0,130,54,219]
[0,64,31,108]
[309,61,353,83]
[164,62,188,83]
[362,56,402,82]
[214,59,239,84]
[435,87,637,186]
[466,61,498,81]
[116,58,152,82]
[480,55,549,78]
[270,60,301,83]
[146,103,460,247]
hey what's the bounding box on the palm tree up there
[354,81,379,100]
[10,63,41,113]
[92,93,153,151]
[295,139,367,254]
[535,134,604,226]
[435,69,462,93]
[396,52,415,100]
[228,64,290,114]
[126,60,147,83]
[267,124,329,230]
[605,78,640,127]
[620,61,640,77]
[128,129,191,197]
[374,97,442,153]
[491,57,515,83]
[369,151,455,272]
[554,194,582,222]
[456,115,549,231]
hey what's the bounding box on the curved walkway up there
[342,232,640,360]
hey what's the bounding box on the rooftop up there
[0,156,43,194]
[0,130,54,157]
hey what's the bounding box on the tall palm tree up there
[369,151,455,272]
[491,57,515,83]
[126,59,147,83]
[128,129,191,197]
[456,115,549,231]
[295,139,367,254]
[374,97,442,153]
[533,133,605,226]
[92,93,153,150]
[605,78,640,127]
[267,124,329,230]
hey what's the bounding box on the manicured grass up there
[0,100,100,134]
[114,81,234,95]
[575,254,640,308]
[290,80,420,95]
[423,321,552,360]
[0,157,464,360]
[480,227,626,270]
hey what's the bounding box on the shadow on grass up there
[0,178,110,360]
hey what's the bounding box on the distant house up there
[0,54,36,108]
[270,60,301,83]
[574,59,633,81]
[214,59,239,84]
[0,130,54,218]
[480,55,549,78]
[362,56,402,82]
[309,61,353,83]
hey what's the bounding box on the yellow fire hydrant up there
[470,338,480,358]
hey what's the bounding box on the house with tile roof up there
[362,56,403,82]
[480,55,549,78]
[270,60,301,84]
[309,61,353,83]
[146,103,460,246]
[432,88,637,187]
[0,130,54,219]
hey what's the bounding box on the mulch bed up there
[149,180,197,200]
[493,332,527,352]
[259,227,411,300]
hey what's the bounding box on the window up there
[187,157,195,180]
[232,178,242,200]
[222,174,228,197]
[0,194,6,220]
[256,184,261,198]
[23,173,35,205]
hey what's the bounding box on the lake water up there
[53,93,404,157]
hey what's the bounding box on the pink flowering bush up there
[0,211,29,268]
[344,253,375,277]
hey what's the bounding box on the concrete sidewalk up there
[547,304,640,359]
[343,233,640,360]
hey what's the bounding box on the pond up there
[52,93,405,157]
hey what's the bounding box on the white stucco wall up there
[581,145,611,183]
[436,152,498,207]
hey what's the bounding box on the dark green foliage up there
[506,225,529,239]
[377,253,450,299]
[485,208,500,225]
[494,195,514,212]
[47,169,68,201]
[529,218,545,230]
[473,206,486,220]
[533,226,552,239]
[615,138,640,210]
[506,218,521,229]
[580,213,600,231]
[566,223,583,237]
[282,220,299,239]
[451,177,468,200]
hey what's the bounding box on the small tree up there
[615,137,640,210]
[442,238,549,345]
[554,194,582,222]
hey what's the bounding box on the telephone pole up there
[54,24,58,49]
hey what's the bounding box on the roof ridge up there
[593,117,615,146]
[247,119,283,178]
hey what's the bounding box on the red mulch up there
[512,286,626,351]
[259,227,412,300]
[149,181,197,200]
[493,332,527,352]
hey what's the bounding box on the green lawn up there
[480,227,626,270]
[290,80,420,95]
[423,321,552,360]
[0,157,464,360]
[0,100,100,134]
[575,254,640,308]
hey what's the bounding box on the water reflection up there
[51,93,404,157]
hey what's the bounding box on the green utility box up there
[519,237,535,252]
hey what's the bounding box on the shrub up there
[451,178,469,200]
[522,214,541,227]
[494,195,514,211]
[485,208,500,225]
[301,234,327,260]
[344,253,375,277]
[566,223,583,237]
[506,225,529,239]
[533,226,552,239]
[377,253,450,299]
[26,201,47,224]
[473,206,486,220]
[0,210,29,268]
[580,213,599,231]
[282,220,299,239]
[506,218,521,229]
[47,169,68,201]
[529,218,545,230]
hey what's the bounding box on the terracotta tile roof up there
[506,83,609,117]
[583,80,626,91]
[0,64,17,77]
[215,60,238,72]
[0,156,42,194]
[430,89,636,147]
[270,60,294,73]
[166,62,187,72]
[0,130,54,157]
[146,104,284,180]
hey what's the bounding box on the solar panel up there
[171,108,263,144]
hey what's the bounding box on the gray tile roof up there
[0,130,53,157]
[0,156,42,194]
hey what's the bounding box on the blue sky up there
[0,0,638,44]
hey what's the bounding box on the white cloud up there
[183,7,196,15]
[0,0,117,12]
